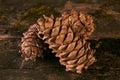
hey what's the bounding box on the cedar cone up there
[19,10,96,73]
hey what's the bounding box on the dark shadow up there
[89,38,120,56]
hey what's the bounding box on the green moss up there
[10,5,60,35]
[19,5,59,21]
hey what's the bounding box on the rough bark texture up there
[19,10,96,73]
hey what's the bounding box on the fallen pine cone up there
[19,10,96,73]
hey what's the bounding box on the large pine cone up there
[19,10,96,73]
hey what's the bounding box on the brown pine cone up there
[19,24,45,61]
[19,10,96,73]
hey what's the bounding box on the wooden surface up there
[0,0,120,80]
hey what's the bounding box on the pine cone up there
[19,24,45,61]
[19,10,96,73]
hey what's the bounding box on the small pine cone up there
[19,24,45,61]
[19,10,96,73]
